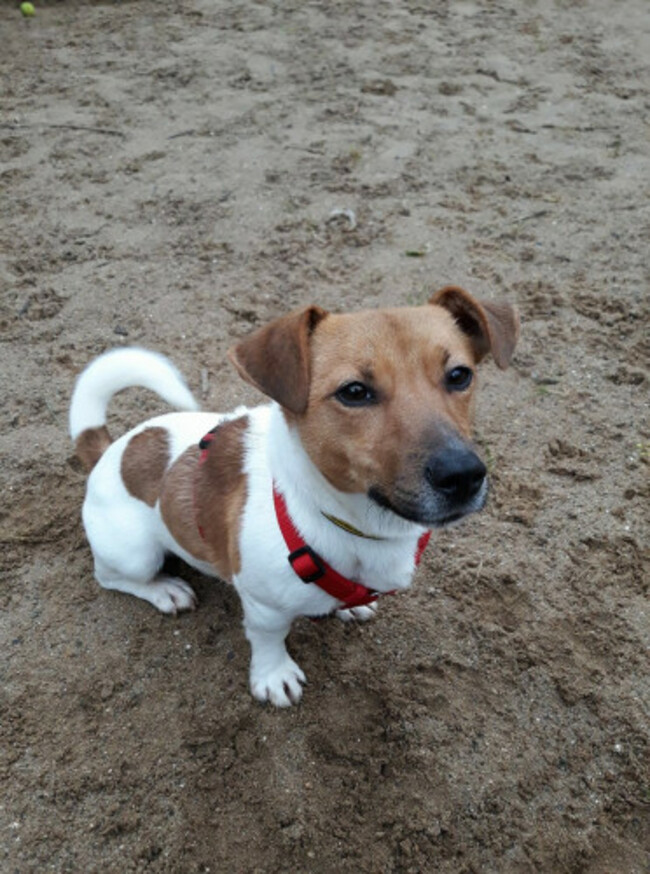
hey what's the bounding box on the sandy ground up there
[1,1,649,872]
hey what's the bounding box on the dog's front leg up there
[239,595,306,707]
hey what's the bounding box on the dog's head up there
[229,287,519,527]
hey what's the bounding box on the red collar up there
[273,485,430,611]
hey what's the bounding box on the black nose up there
[425,446,487,504]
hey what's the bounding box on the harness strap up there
[273,485,430,611]
[415,529,431,565]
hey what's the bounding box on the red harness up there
[273,486,430,611]
[197,427,430,610]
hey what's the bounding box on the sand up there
[1,1,648,871]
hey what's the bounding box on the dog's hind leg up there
[93,557,197,615]
[84,498,197,615]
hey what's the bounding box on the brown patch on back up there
[160,416,248,580]
[121,427,170,507]
[75,426,112,473]
[159,445,212,565]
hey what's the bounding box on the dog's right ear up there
[228,306,328,414]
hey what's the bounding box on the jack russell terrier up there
[70,286,519,706]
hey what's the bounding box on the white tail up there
[69,347,199,441]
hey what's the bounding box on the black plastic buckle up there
[288,545,326,584]
[199,425,220,451]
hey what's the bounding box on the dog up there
[70,286,519,706]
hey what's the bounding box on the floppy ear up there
[228,305,329,414]
[429,285,520,369]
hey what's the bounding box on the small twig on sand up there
[168,129,198,140]
[512,209,550,224]
[0,122,125,137]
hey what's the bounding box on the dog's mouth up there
[432,511,465,527]
[368,442,489,527]
[367,485,486,528]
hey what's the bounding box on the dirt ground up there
[1,1,649,872]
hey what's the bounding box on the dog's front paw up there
[336,601,379,623]
[250,658,306,708]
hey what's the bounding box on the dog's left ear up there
[228,305,329,414]
[429,285,520,369]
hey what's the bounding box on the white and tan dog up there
[70,287,518,706]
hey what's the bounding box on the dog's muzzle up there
[368,441,488,527]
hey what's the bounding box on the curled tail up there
[70,347,199,471]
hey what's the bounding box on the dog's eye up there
[445,366,473,392]
[335,381,377,406]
